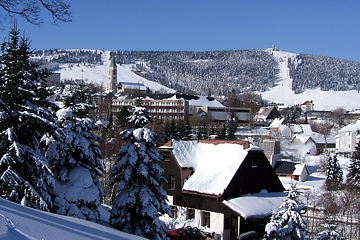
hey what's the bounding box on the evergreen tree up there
[176,119,192,141]
[346,141,360,191]
[45,86,104,221]
[196,124,208,140]
[0,26,58,211]
[325,153,343,191]
[318,215,343,240]
[109,98,171,239]
[264,185,308,240]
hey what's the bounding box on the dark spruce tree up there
[45,86,104,221]
[325,153,343,191]
[0,26,58,211]
[346,141,360,191]
[109,98,171,239]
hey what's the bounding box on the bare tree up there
[331,107,347,131]
[0,0,71,26]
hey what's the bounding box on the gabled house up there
[336,119,360,154]
[254,106,281,127]
[157,139,285,239]
[300,100,314,113]
[273,160,309,182]
[289,124,336,155]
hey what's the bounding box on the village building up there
[300,100,314,113]
[112,93,251,124]
[157,139,285,239]
[273,160,309,182]
[336,119,360,154]
[254,106,281,127]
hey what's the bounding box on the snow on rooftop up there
[172,140,248,195]
[293,163,306,176]
[223,190,286,219]
[187,96,224,107]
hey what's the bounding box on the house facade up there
[254,106,281,127]
[336,120,360,153]
[157,139,285,239]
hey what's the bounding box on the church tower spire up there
[107,55,117,92]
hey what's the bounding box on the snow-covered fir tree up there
[109,98,171,239]
[325,153,343,191]
[346,141,360,191]
[0,26,58,211]
[317,215,343,240]
[45,86,104,221]
[264,184,308,240]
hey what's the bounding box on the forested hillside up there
[112,50,277,95]
[288,54,360,94]
[32,49,360,96]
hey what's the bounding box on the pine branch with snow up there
[45,89,104,221]
[325,153,343,191]
[0,26,59,211]
[346,141,360,191]
[264,184,308,240]
[109,98,171,239]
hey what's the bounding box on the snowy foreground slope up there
[261,49,360,111]
[0,198,144,240]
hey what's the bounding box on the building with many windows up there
[111,93,251,125]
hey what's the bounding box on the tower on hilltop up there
[107,56,117,92]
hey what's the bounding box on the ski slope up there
[261,49,360,111]
[53,51,175,93]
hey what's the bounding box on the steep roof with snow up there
[171,140,249,195]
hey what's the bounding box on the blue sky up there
[1,1,360,62]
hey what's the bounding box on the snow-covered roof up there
[187,96,224,108]
[171,140,249,195]
[269,118,285,128]
[223,190,286,218]
[290,124,312,135]
[339,119,360,132]
[120,81,147,91]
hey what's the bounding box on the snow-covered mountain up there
[39,48,360,111]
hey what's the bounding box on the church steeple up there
[107,55,117,92]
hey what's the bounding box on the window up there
[187,209,195,220]
[202,211,210,228]
[169,175,175,190]
[162,155,170,161]
[170,206,178,218]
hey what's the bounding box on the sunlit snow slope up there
[53,51,175,94]
[261,49,360,111]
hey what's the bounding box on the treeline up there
[288,54,360,94]
[33,49,104,65]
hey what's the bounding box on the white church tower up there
[107,56,117,92]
